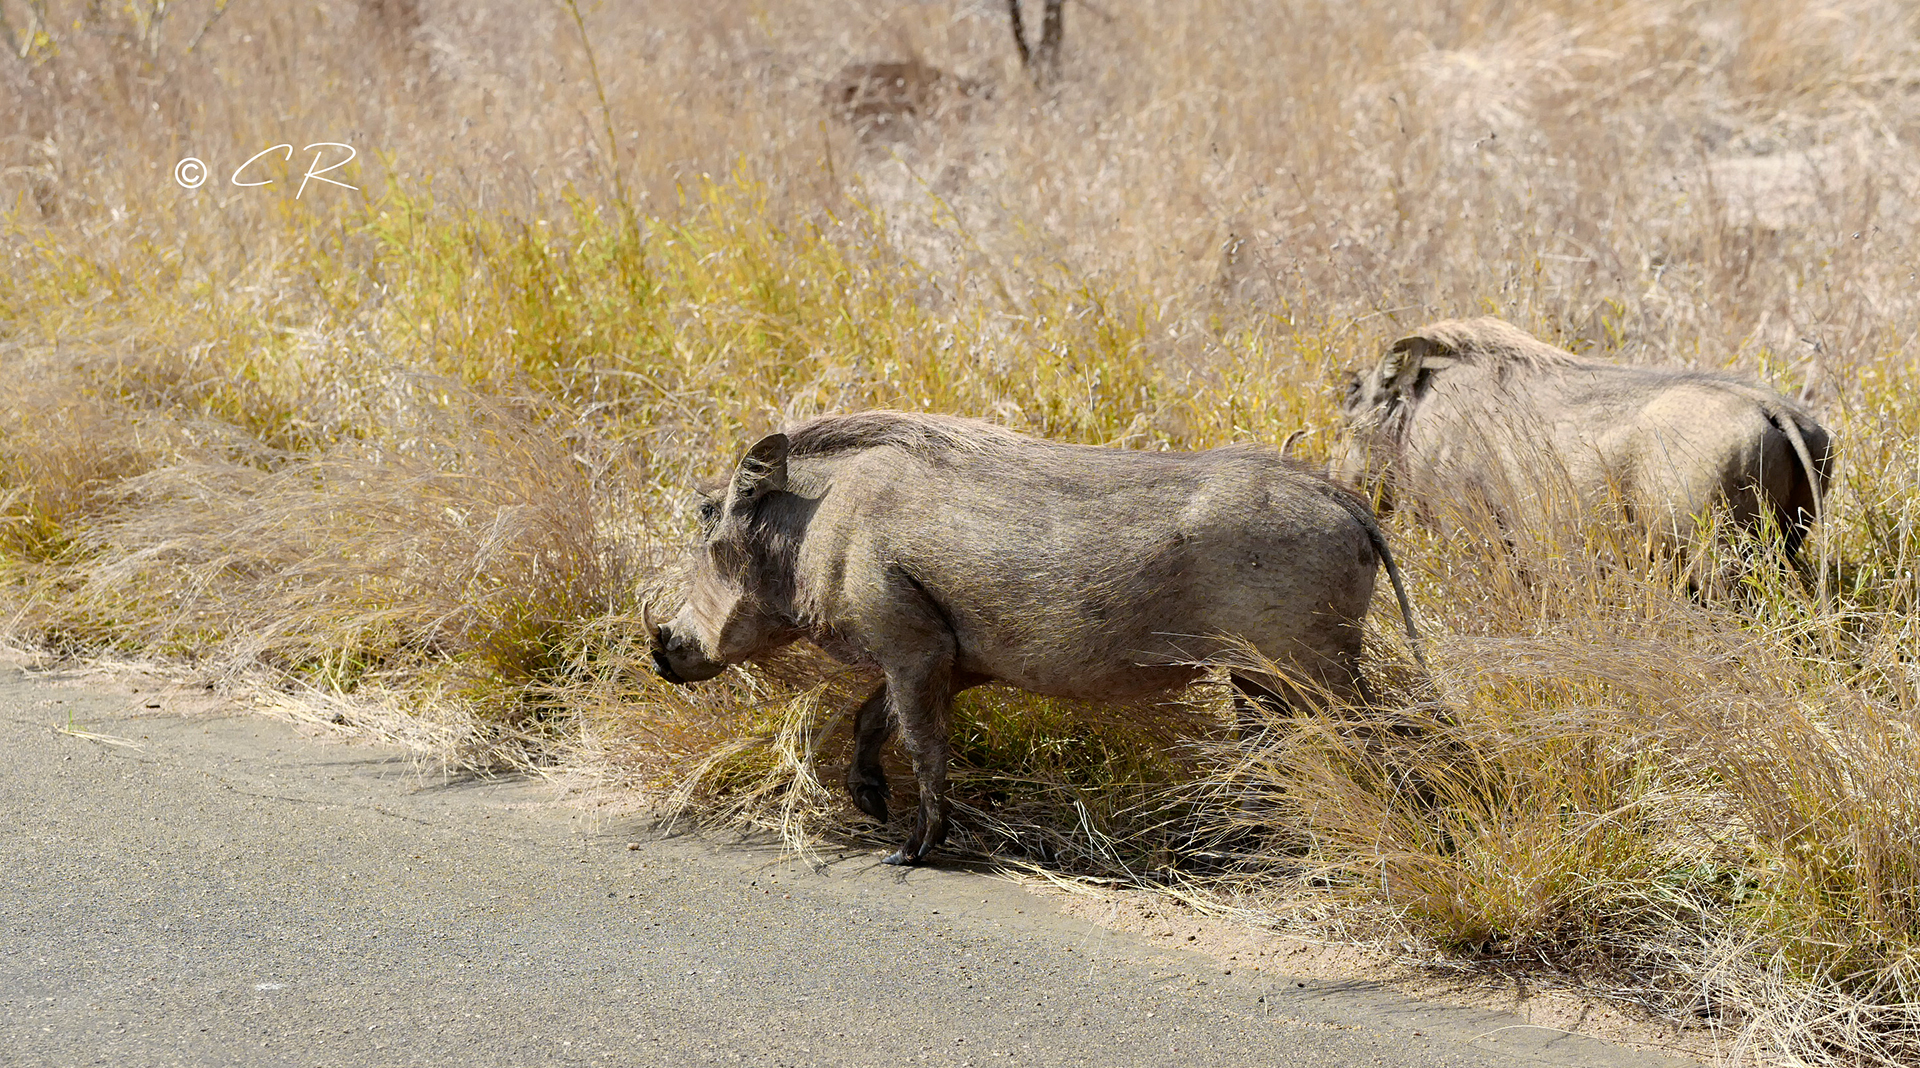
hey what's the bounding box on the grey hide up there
[1337,316,1832,561]
[653,411,1422,865]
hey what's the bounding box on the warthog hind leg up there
[845,683,893,823]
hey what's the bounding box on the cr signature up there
[174,142,358,197]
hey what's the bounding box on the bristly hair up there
[780,410,1339,482]
[1403,318,1823,414]
[1406,316,1588,371]
[781,410,1031,459]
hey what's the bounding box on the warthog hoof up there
[881,848,921,866]
[882,810,949,866]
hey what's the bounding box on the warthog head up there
[652,434,804,685]
[1335,334,1456,489]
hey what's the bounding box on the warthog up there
[823,60,986,141]
[1337,316,1832,561]
[652,411,1421,865]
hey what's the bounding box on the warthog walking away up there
[1337,317,1832,561]
[653,412,1422,865]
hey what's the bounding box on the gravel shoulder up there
[2,658,1702,1067]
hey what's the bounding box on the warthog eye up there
[696,497,721,534]
[1342,373,1374,413]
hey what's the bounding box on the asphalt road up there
[0,662,1694,1067]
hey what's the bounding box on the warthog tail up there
[1320,485,1429,674]
[1769,397,1829,605]
[1709,380,1831,604]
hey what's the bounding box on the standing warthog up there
[652,411,1422,865]
[1337,317,1832,562]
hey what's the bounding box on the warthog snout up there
[650,624,681,684]
[651,622,726,686]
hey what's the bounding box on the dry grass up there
[7,0,1920,1060]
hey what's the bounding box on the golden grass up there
[8,0,1920,1059]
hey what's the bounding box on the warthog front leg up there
[881,653,956,867]
[845,683,893,823]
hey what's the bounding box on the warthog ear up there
[730,432,790,508]
[1381,335,1454,395]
